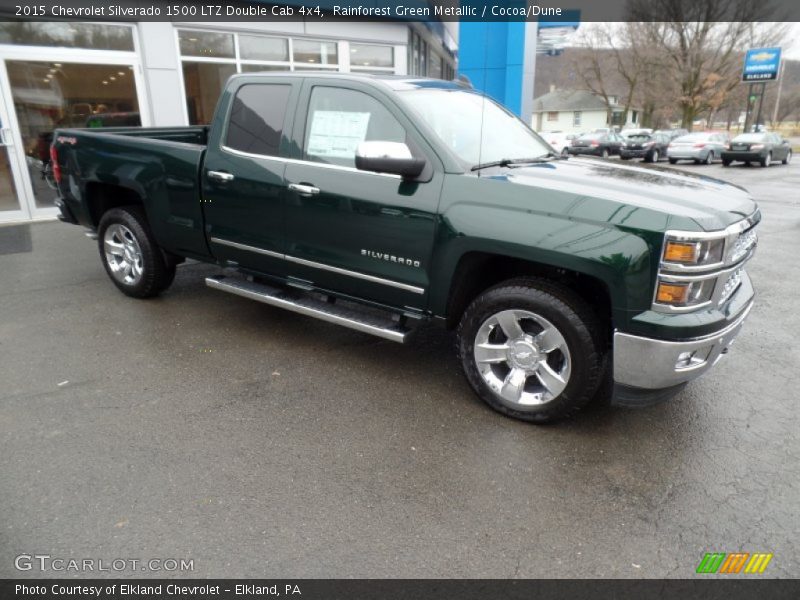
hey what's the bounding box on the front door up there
[201,77,300,276]
[0,46,148,222]
[0,92,27,223]
[283,80,442,311]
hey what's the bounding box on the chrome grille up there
[730,228,758,264]
[718,268,744,305]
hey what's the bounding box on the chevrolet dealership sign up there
[742,47,782,82]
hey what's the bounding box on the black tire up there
[97,206,176,298]
[760,152,771,167]
[783,150,792,165]
[722,158,731,167]
[704,151,714,165]
[601,148,609,159]
[457,277,605,424]
[669,158,678,164]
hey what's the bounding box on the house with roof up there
[532,88,640,133]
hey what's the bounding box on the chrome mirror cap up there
[355,141,425,179]
[356,141,413,160]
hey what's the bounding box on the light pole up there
[771,60,786,127]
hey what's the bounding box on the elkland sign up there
[742,47,782,82]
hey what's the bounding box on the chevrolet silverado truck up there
[51,73,758,423]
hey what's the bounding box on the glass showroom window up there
[6,61,141,208]
[179,30,237,125]
[238,34,291,73]
[0,21,134,50]
[350,43,395,74]
[178,29,342,124]
[292,39,338,70]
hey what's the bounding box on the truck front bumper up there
[611,300,753,406]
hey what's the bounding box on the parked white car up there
[667,132,730,165]
[540,131,581,156]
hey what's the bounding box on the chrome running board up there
[205,275,413,343]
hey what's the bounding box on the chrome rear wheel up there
[103,223,144,286]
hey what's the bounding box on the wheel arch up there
[85,181,146,228]
[440,250,616,347]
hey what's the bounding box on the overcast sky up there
[571,22,800,59]
[784,22,800,58]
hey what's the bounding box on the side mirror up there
[355,141,425,179]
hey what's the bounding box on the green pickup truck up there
[52,73,758,423]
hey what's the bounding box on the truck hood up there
[495,158,756,231]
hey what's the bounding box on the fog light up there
[675,346,712,370]
[676,351,696,368]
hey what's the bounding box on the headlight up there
[750,144,764,150]
[662,236,725,267]
[655,278,716,308]
[653,216,758,313]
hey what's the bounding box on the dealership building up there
[0,19,457,223]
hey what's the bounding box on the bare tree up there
[628,0,789,129]
[572,25,620,125]
[769,87,800,127]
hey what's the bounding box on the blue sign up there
[742,47,782,82]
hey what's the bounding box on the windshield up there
[400,88,551,167]
[628,134,651,141]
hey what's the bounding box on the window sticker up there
[307,110,371,159]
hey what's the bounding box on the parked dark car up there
[568,132,624,158]
[722,133,792,167]
[620,133,670,162]
[655,128,689,141]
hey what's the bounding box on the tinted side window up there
[303,86,406,168]
[226,84,291,156]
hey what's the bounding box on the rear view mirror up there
[355,141,425,179]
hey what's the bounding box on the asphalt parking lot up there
[1,159,798,579]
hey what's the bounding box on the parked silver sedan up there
[667,132,729,165]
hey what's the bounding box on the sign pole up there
[744,83,755,133]
[754,82,766,131]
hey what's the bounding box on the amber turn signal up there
[663,241,699,263]
[656,282,690,304]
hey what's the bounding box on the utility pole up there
[771,60,786,127]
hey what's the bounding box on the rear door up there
[282,79,443,311]
[201,76,300,275]
[771,134,789,160]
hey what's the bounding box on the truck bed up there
[52,126,211,259]
[79,125,210,146]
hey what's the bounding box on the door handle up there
[288,183,320,197]
[0,128,12,147]
[207,170,234,183]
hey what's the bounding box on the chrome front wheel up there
[103,223,144,286]
[473,309,572,408]
[457,278,604,423]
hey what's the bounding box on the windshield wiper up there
[470,155,559,171]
